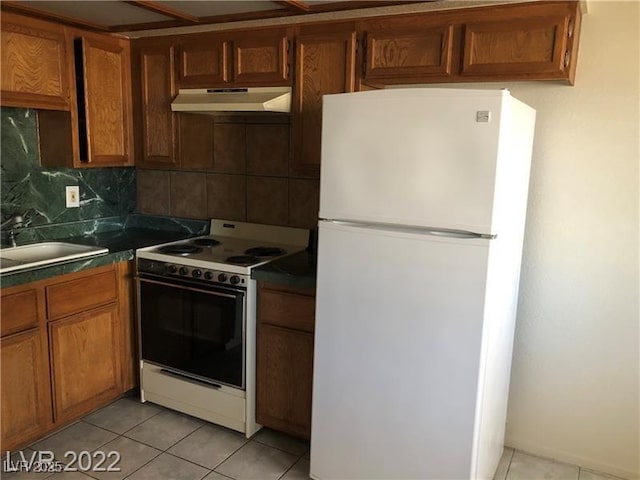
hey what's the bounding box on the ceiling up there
[1,0,429,33]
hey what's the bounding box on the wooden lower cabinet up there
[0,261,135,452]
[256,283,316,439]
[49,304,121,423]
[257,324,314,438]
[0,328,52,451]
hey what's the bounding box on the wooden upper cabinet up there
[362,23,455,81]
[136,42,178,168]
[0,12,70,110]
[78,35,132,165]
[232,30,290,85]
[177,29,290,88]
[462,17,572,78]
[291,25,357,178]
[460,2,581,83]
[178,36,230,87]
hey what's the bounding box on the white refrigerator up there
[311,88,536,480]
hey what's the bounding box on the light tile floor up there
[1,396,625,480]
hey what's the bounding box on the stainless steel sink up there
[0,242,109,275]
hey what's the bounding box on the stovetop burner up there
[226,255,260,265]
[192,238,221,247]
[158,244,203,255]
[244,246,287,257]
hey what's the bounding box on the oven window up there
[139,279,245,388]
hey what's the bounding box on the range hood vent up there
[171,87,291,114]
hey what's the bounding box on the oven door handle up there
[137,276,242,299]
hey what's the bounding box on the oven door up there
[137,275,246,389]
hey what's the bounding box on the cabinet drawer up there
[259,286,315,333]
[46,269,117,320]
[1,288,43,337]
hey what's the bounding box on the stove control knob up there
[167,265,177,274]
[192,269,202,278]
[204,271,214,280]
[230,275,241,285]
[218,273,228,283]
[179,267,189,276]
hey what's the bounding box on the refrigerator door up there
[311,220,490,479]
[319,88,505,234]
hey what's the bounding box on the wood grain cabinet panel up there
[1,288,43,337]
[260,287,315,333]
[0,13,70,110]
[46,269,118,320]
[291,27,356,178]
[80,36,132,165]
[49,304,121,422]
[257,283,316,439]
[0,263,135,451]
[257,324,314,439]
[1,328,52,451]
[178,37,230,87]
[137,43,177,168]
[232,31,289,85]
[363,25,455,80]
[462,16,571,78]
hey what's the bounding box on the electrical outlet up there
[66,186,80,208]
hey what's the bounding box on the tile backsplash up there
[137,114,320,229]
[1,108,136,237]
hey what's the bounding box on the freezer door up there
[319,88,505,234]
[311,221,490,479]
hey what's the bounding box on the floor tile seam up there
[28,420,82,449]
[211,438,261,474]
[29,421,119,465]
[154,450,216,479]
[156,422,208,453]
[513,449,584,473]
[194,436,251,472]
[115,447,164,480]
[578,467,627,480]
[120,433,166,452]
[503,447,515,480]
[276,456,300,480]
[251,437,309,457]
[103,404,166,437]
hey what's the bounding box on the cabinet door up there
[256,324,314,438]
[1,328,52,451]
[138,44,178,168]
[363,24,455,81]
[80,36,132,165]
[1,13,70,110]
[461,15,574,80]
[178,37,230,87]
[49,304,122,422]
[232,31,289,86]
[291,28,356,178]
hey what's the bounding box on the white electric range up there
[135,220,308,437]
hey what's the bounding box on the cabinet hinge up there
[563,50,571,69]
[567,18,574,38]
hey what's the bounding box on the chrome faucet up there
[1,214,24,248]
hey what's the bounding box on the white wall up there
[502,4,639,478]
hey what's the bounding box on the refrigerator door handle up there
[320,219,497,240]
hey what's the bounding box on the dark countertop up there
[0,228,198,289]
[252,250,317,290]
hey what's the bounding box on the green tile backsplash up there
[1,107,136,239]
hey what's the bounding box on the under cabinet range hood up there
[171,87,291,114]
